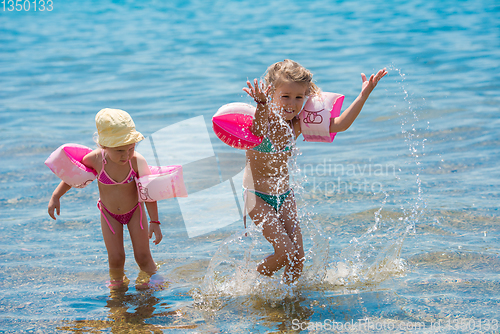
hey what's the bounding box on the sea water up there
[1,0,499,333]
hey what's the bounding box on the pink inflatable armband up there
[45,143,97,188]
[136,165,188,202]
[213,92,344,148]
[45,144,188,202]
[299,92,344,143]
[212,103,264,150]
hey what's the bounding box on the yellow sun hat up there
[95,108,145,148]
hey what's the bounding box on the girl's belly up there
[98,181,139,213]
[244,151,291,194]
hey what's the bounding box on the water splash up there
[325,66,427,286]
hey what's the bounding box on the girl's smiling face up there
[271,81,308,120]
[105,143,136,165]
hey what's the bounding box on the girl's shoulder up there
[132,151,145,167]
[133,151,151,177]
[82,148,102,172]
[291,117,302,138]
[133,150,145,160]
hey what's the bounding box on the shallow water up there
[1,0,499,333]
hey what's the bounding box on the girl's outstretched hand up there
[243,78,271,104]
[149,223,163,245]
[360,68,388,97]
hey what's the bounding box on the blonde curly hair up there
[264,59,321,96]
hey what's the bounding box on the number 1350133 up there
[2,0,53,11]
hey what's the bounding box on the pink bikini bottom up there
[97,200,143,235]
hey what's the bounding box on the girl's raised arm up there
[243,78,271,137]
[329,68,387,133]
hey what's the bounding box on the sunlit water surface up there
[1,0,499,333]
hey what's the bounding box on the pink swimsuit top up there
[97,151,137,185]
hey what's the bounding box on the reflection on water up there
[58,287,198,333]
[1,0,499,332]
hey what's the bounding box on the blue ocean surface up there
[1,0,499,333]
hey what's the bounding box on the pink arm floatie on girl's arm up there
[136,165,188,202]
[134,152,188,202]
[299,92,345,143]
[212,92,344,149]
[45,144,97,188]
[212,103,264,150]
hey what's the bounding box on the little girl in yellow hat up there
[48,108,162,290]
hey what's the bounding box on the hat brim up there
[99,131,145,148]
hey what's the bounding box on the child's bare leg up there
[247,193,301,281]
[279,194,304,282]
[259,219,301,279]
[101,215,126,285]
[283,224,304,282]
[128,204,157,275]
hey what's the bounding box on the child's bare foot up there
[107,279,128,292]
[135,273,167,290]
